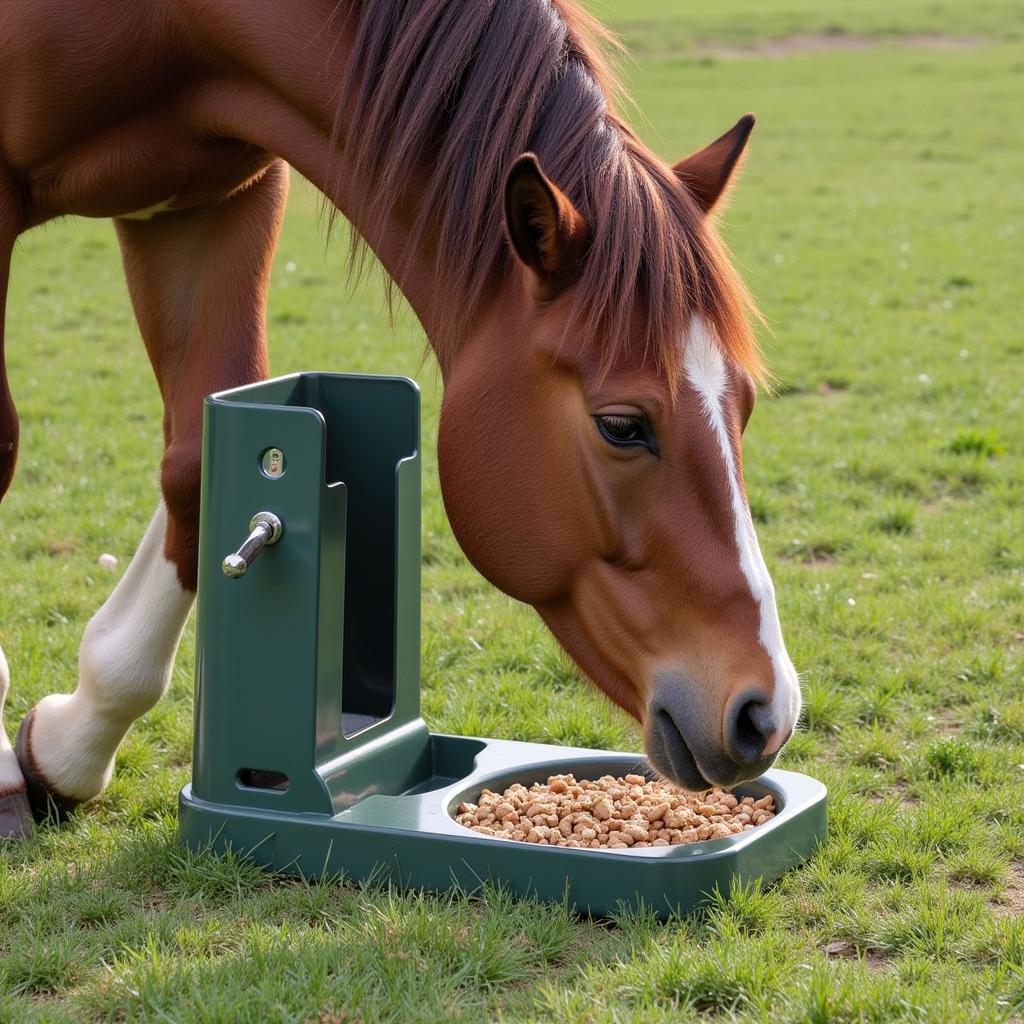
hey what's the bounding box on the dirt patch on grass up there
[816,380,850,399]
[866,781,919,810]
[824,940,891,972]
[994,860,1024,916]
[779,540,845,566]
[927,709,963,736]
[696,33,988,60]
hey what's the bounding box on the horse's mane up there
[333,0,762,384]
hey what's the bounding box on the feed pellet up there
[454,772,775,850]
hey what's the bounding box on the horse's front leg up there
[17,160,288,821]
[0,165,36,838]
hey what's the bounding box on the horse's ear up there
[673,113,755,214]
[504,153,591,294]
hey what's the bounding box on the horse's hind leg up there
[16,160,288,821]
[0,168,34,838]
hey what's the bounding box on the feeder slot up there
[237,768,290,792]
[304,375,418,739]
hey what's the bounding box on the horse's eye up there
[594,415,656,453]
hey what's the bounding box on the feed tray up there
[181,735,825,918]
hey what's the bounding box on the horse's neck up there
[187,0,452,354]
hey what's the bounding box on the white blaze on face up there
[683,320,801,752]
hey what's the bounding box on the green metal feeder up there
[178,372,827,918]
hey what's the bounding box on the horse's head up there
[437,117,800,790]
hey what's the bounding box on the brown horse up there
[0,0,801,839]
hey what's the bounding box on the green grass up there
[596,0,1024,55]
[3,3,1024,1021]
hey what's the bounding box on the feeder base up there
[180,734,826,918]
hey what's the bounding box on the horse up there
[0,0,801,840]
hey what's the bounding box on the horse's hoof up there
[14,709,82,824]
[0,789,34,840]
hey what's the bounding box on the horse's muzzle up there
[645,671,782,790]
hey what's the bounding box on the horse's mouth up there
[645,710,713,792]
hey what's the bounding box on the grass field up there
[2,2,1024,1021]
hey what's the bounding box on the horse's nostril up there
[734,703,763,759]
[727,694,777,767]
